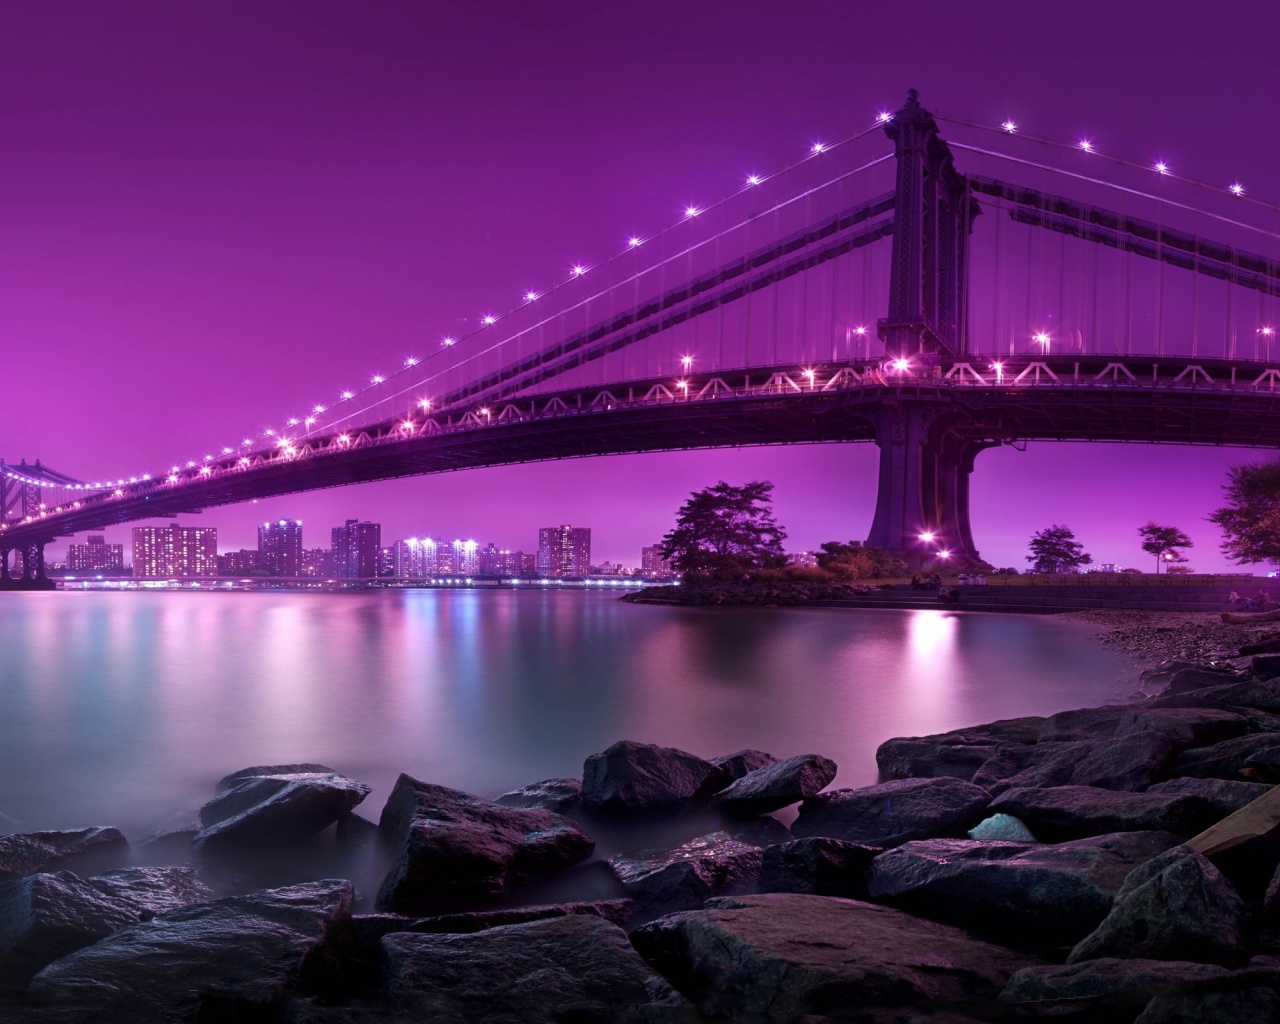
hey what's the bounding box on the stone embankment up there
[622,580,873,606]
[4,640,1280,1020]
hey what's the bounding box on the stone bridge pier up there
[0,542,55,590]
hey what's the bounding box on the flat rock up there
[757,838,877,898]
[792,777,990,848]
[631,892,1039,1022]
[1241,638,1280,657]
[1069,845,1249,966]
[875,717,1044,782]
[1169,733,1280,780]
[999,958,1231,1014]
[194,765,372,852]
[1145,777,1274,818]
[990,733,1175,794]
[709,749,778,781]
[1038,706,1135,742]
[1164,667,1240,694]
[494,777,583,814]
[866,831,1183,950]
[1254,654,1280,680]
[582,740,730,814]
[1114,707,1251,749]
[989,786,1216,841]
[711,754,837,815]
[0,828,127,882]
[0,868,212,993]
[379,915,687,1023]
[375,775,594,914]
[1134,987,1280,1024]
[25,879,353,1022]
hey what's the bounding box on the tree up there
[813,541,908,581]
[1026,525,1092,574]
[661,481,787,579]
[1208,459,1280,566]
[1137,522,1193,573]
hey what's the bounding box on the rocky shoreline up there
[3,628,1280,1021]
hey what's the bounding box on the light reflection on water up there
[0,591,1132,837]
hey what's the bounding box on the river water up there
[0,590,1134,838]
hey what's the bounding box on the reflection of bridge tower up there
[1,459,81,589]
[867,91,988,562]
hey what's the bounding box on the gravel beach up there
[1062,608,1280,666]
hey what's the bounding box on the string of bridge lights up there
[16,104,1280,516]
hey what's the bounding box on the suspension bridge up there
[4,90,1278,589]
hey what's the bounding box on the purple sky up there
[3,2,1279,571]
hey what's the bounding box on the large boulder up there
[631,893,1039,1022]
[193,764,371,852]
[866,831,1183,950]
[378,915,687,1023]
[1145,777,1274,818]
[494,778,583,815]
[375,776,594,914]
[999,958,1233,1016]
[25,880,353,1021]
[989,733,1175,794]
[1038,706,1135,742]
[1169,733,1280,780]
[1113,707,1251,749]
[0,828,127,882]
[708,749,778,781]
[711,754,837,816]
[875,717,1044,781]
[757,838,877,899]
[1068,845,1250,966]
[792,777,990,848]
[0,867,212,993]
[988,786,1216,841]
[1243,747,1280,782]
[1163,667,1240,694]
[582,741,730,814]
[1134,987,1280,1024]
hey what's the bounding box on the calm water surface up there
[0,590,1134,837]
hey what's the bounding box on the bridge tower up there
[866,91,988,563]
[0,459,65,590]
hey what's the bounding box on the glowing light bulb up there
[628,237,642,247]
[571,265,586,276]
[482,315,496,325]
[402,420,415,430]
[1034,331,1051,345]
[1155,161,1169,175]
[854,326,867,336]
[419,398,431,409]
[919,532,935,542]
[877,111,892,123]
[811,142,826,154]
[676,379,689,389]
[287,418,299,426]
[341,391,354,400]
[1078,139,1093,152]
[243,438,253,446]
[681,355,693,369]
[746,175,761,185]
[313,404,325,413]
[405,356,418,367]
[372,375,384,385]
[684,206,700,218]
[1001,120,1017,133]
[1261,327,1275,336]
[1230,183,1245,196]
[891,358,910,372]
[442,337,455,346]
[525,291,538,302]
[305,416,316,426]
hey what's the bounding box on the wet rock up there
[1134,987,1280,1024]
[0,828,127,882]
[1241,637,1280,657]
[866,831,1182,950]
[1183,679,1280,714]
[582,740,731,814]
[711,754,837,816]
[379,915,687,1023]
[709,749,778,781]
[1169,733,1280,780]
[134,828,196,866]
[375,776,594,914]
[988,786,1215,841]
[875,717,1043,782]
[967,813,1036,841]
[757,838,877,898]
[1254,654,1280,681]
[1114,707,1251,749]
[334,811,380,853]
[999,958,1232,1015]
[1165,667,1240,694]
[194,765,372,852]
[0,868,211,993]
[990,732,1175,794]
[607,828,775,914]
[26,879,353,1021]
[969,746,1035,790]
[1038,706,1134,742]
[1263,863,1280,950]
[792,777,990,848]
[495,777,583,815]
[1145,777,1274,818]
[631,892,1038,1022]
[1243,747,1280,782]
[1068,846,1249,966]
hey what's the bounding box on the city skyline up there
[2,3,1278,573]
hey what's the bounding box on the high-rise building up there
[300,548,328,577]
[641,544,675,579]
[330,520,381,578]
[478,542,501,575]
[538,525,591,577]
[519,552,537,576]
[219,549,263,575]
[450,539,479,576]
[66,534,125,573]
[132,524,218,578]
[258,519,303,576]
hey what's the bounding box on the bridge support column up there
[865,403,991,562]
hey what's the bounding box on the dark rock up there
[0,868,212,993]
[999,958,1232,1015]
[1188,679,1280,713]
[631,893,1039,1022]
[989,786,1216,841]
[1243,747,1280,782]
[607,829,772,914]
[1169,733,1280,780]
[1254,654,1280,680]
[134,828,196,865]
[875,717,1043,782]
[1145,777,1274,818]
[194,765,372,852]
[334,811,380,853]
[1241,637,1280,657]
[757,838,877,898]
[866,831,1183,950]
[1114,707,1251,749]
[26,879,353,1021]
[379,915,687,1022]
[969,746,1035,790]
[711,754,837,816]
[1134,987,1280,1024]
[1068,845,1249,966]
[582,740,731,814]
[495,777,583,814]
[1165,667,1239,694]
[990,732,1175,794]
[708,749,778,781]
[792,777,990,848]
[1263,863,1280,950]
[0,828,127,882]
[375,775,594,914]
[1038,706,1134,742]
